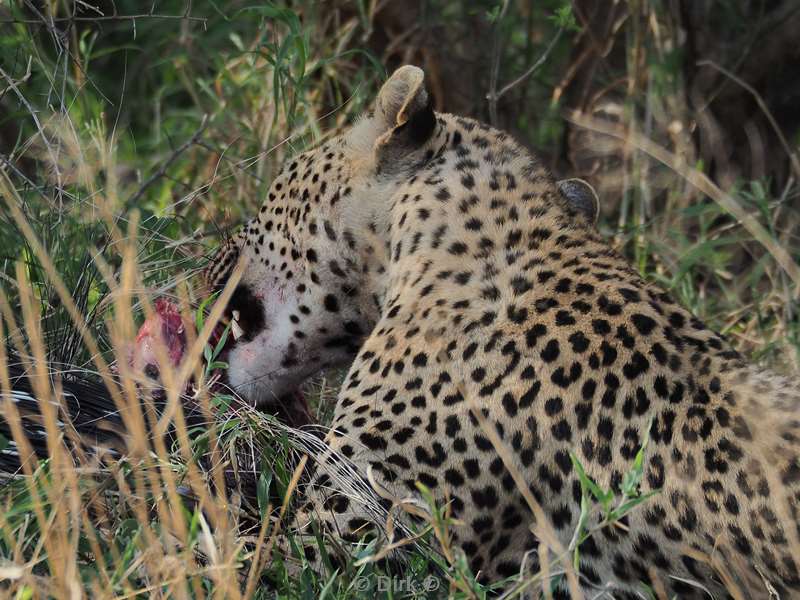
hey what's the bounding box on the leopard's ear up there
[374,66,436,163]
[558,178,599,225]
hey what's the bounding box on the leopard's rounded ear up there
[374,66,436,160]
[377,66,430,129]
[558,178,599,225]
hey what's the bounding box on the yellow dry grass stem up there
[0,161,267,597]
[565,109,800,299]
[466,387,582,599]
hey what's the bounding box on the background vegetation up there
[1,0,799,598]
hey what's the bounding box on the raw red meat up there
[130,298,314,427]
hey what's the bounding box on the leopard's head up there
[205,66,441,404]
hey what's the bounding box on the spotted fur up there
[206,65,800,597]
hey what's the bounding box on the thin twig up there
[0,154,46,196]
[465,386,583,598]
[486,0,510,126]
[128,115,209,206]
[696,59,800,183]
[565,109,800,297]
[15,0,115,109]
[0,65,63,193]
[487,17,563,126]
[0,56,32,99]
[73,0,104,16]
[194,141,264,183]
[495,27,564,102]
[0,14,207,24]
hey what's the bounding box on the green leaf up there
[14,585,33,600]
[294,35,307,83]
[610,490,661,522]
[573,493,590,571]
[211,393,235,411]
[257,471,273,520]
[569,451,608,506]
[195,291,219,335]
[317,569,340,600]
[621,469,640,498]
[203,344,212,365]
[485,5,502,23]
[549,5,579,32]
[188,508,201,543]
[211,322,231,360]
[622,416,655,498]
[0,432,9,454]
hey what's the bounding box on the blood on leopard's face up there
[131,298,313,426]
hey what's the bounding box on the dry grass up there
[1,1,799,598]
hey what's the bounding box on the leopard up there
[204,65,800,598]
